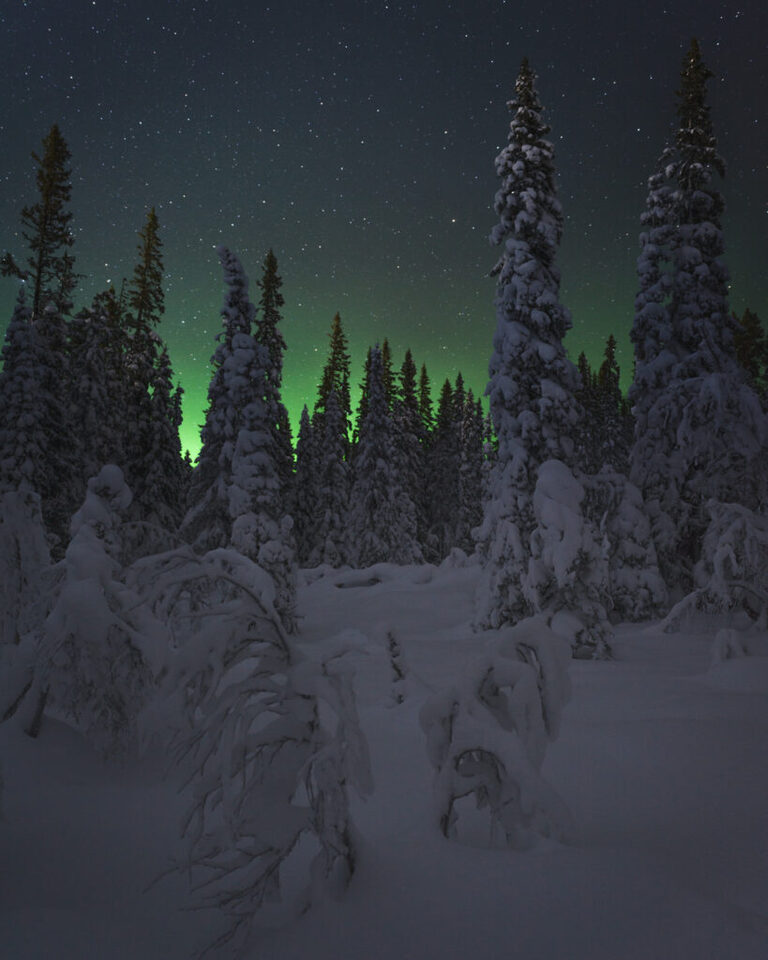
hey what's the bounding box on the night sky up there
[1,0,766,455]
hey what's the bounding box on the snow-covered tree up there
[583,472,667,623]
[316,312,352,434]
[21,466,160,753]
[183,248,295,629]
[474,59,608,654]
[733,308,768,402]
[629,39,766,591]
[131,346,187,534]
[256,248,294,499]
[660,501,768,632]
[123,209,168,515]
[348,345,422,567]
[0,291,80,553]
[577,337,633,475]
[69,302,125,481]
[393,349,428,549]
[291,405,320,566]
[307,390,350,567]
[182,247,257,550]
[425,378,461,559]
[135,546,372,954]
[418,362,435,435]
[455,393,484,555]
[420,615,573,848]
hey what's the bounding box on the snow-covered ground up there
[2,560,768,959]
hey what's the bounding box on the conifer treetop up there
[316,312,351,423]
[674,38,725,195]
[128,207,165,331]
[256,247,287,382]
[1,124,78,317]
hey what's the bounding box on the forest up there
[1,38,767,960]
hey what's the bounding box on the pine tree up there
[629,40,766,590]
[1,125,78,317]
[474,59,609,656]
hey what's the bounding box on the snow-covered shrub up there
[526,461,612,659]
[583,472,667,622]
[420,616,573,849]
[135,546,372,955]
[696,501,768,619]
[662,501,768,632]
[22,466,161,753]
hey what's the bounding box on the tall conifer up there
[474,60,609,656]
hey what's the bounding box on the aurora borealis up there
[1,0,766,455]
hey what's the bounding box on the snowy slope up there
[2,560,768,959]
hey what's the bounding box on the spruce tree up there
[418,363,435,435]
[425,378,461,558]
[455,393,484,555]
[353,346,374,445]
[132,346,187,533]
[381,338,394,407]
[0,292,81,551]
[1,125,78,317]
[124,209,165,509]
[596,334,633,474]
[291,405,320,565]
[182,248,257,550]
[69,302,124,480]
[733,308,768,400]
[474,59,609,657]
[348,345,421,566]
[182,248,296,627]
[316,312,352,431]
[127,207,164,332]
[629,39,766,589]
[307,390,350,567]
[393,349,428,550]
[256,248,294,498]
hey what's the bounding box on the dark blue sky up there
[1,0,766,452]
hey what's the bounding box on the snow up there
[2,561,768,959]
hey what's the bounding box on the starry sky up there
[1,0,766,455]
